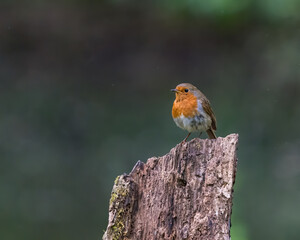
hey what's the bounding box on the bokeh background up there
[1,1,300,239]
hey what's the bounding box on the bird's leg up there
[198,132,202,138]
[182,132,191,143]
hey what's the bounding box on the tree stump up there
[103,134,238,240]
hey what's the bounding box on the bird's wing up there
[202,98,217,130]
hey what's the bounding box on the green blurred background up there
[1,1,300,239]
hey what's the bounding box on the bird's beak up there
[171,89,179,93]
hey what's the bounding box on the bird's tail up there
[206,128,217,139]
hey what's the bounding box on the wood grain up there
[103,134,238,240]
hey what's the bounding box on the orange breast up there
[172,93,198,118]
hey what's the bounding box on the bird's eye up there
[184,89,189,92]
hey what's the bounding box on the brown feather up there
[206,128,217,139]
[201,97,217,131]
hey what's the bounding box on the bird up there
[171,83,217,142]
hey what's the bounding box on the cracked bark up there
[103,134,238,240]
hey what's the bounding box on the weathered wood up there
[103,134,238,240]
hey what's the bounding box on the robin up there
[171,83,217,142]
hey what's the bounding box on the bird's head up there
[171,83,199,98]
